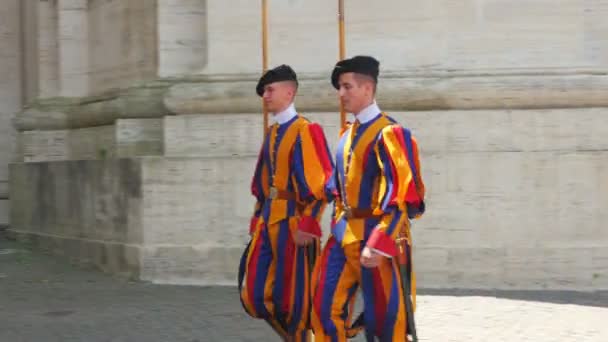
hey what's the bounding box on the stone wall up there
[88,0,158,94]
[203,0,608,75]
[157,0,208,77]
[19,118,162,162]
[157,109,608,289]
[0,0,21,227]
[10,158,144,277]
[10,108,608,290]
[6,0,608,290]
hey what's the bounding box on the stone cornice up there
[14,69,608,131]
[14,82,171,131]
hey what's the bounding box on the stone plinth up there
[9,108,608,289]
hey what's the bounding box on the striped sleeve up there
[404,134,426,219]
[366,125,412,257]
[291,122,335,237]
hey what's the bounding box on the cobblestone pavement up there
[1,234,607,342]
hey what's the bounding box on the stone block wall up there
[10,108,608,290]
[0,0,21,227]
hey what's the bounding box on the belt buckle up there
[269,186,278,199]
[343,205,353,219]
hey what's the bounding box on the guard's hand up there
[360,246,382,268]
[294,230,315,246]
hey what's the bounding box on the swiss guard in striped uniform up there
[238,64,334,341]
[311,56,426,341]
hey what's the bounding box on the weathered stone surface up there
[163,114,264,157]
[18,119,163,162]
[163,112,341,158]
[0,121,15,187]
[164,73,608,114]
[140,245,243,286]
[140,157,255,246]
[146,108,608,288]
[51,0,159,97]
[69,126,116,160]
[203,0,608,75]
[0,181,7,199]
[37,0,59,98]
[0,0,21,228]
[14,107,70,131]
[57,0,89,97]
[15,69,608,132]
[20,126,114,162]
[8,230,142,278]
[116,119,164,157]
[14,84,170,131]
[88,0,158,94]
[157,0,208,77]
[21,130,70,162]
[9,159,144,244]
[0,199,8,227]
[9,107,608,289]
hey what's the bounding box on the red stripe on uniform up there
[247,235,264,310]
[308,123,333,180]
[372,268,387,336]
[392,126,407,159]
[281,231,295,313]
[314,237,335,317]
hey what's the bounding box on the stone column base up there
[8,155,255,285]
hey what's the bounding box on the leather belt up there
[343,206,381,219]
[268,186,297,200]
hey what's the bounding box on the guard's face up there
[338,72,372,114]
[263,81,295,113]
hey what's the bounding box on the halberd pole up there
[262,0,270,133]
[338,0,346,129]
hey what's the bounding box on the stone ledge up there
[13,82,172,131]
[14,70,608,131]
[165,72,608,114]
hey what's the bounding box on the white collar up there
[354,101,381,124]
[272,103,298,125]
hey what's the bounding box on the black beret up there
[331,55,380,89]
[256,64,298,97]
